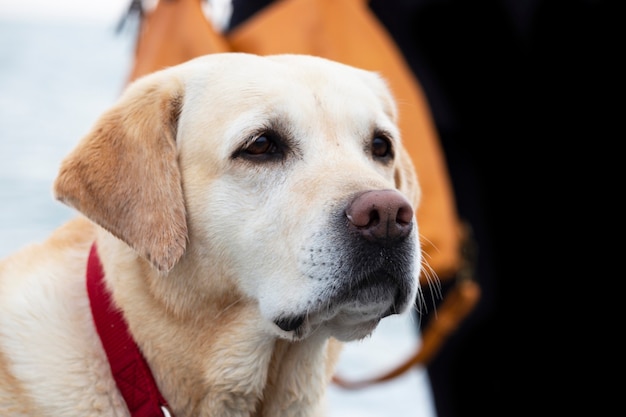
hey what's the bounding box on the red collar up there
[87,243,173,417]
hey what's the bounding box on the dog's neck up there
[94,233,341,416]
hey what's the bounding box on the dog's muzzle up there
[275,189,419,340]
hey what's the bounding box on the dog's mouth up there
[273,268,412,341]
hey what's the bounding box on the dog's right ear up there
[53,72,187,272]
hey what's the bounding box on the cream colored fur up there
[0,53,421,417]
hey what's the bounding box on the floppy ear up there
[53,74,187,272]
[394,144,421,211]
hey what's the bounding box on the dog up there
[0,53,422,417]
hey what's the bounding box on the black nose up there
[345,190,414,243]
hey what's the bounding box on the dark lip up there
[274,315,305,332]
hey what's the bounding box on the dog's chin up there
[320,309,387,342]
[273,312,385,342]
[272,303,395,342]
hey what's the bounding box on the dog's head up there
[54,53,421,342]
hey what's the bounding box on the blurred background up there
[0,0,617,416]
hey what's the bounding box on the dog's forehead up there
[181,53,396,116]
[177,54,398,155]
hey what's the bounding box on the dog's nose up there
[346,190,414,242]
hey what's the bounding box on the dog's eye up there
[245,134,276,155]
[233,128,291,162]
[371,135,392,159]
[239,133,286,161]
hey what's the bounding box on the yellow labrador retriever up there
[0,53,421,417]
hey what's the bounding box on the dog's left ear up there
[394,145,421,211]
[54,73,187,272]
